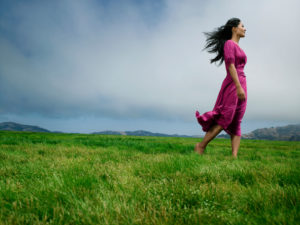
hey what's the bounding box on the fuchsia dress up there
[195,39,247,136]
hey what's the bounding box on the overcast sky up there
[0,0,299,135]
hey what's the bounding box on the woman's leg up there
[195,124,223,154]
[230,134,241,157]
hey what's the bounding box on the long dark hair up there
[202,18,241,66]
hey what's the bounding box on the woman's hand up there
[236,86,246,100]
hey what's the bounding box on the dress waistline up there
[226,73,246,77]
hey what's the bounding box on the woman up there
[195,18,247,157]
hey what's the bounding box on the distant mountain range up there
[242,124,300,141]
[0,122,50,132]
[92,130,193,138]
[0,121,299,141]
[217,124,300,141]
[0,122,193,138]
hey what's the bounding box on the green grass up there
[0,131,299,225]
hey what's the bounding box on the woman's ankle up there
[195,142,206,154]
[232,151,238,158]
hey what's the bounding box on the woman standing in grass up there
[195,18,247,157]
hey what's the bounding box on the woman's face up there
[233,22,246,37]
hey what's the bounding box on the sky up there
[0,0,299,135]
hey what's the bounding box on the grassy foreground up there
[0,131,299,225]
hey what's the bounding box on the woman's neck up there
[231,35,240,45]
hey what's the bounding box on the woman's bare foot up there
[194,142,205,155]
[232,154,238,159]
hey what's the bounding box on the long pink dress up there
[195,39,247,136]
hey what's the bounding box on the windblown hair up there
[202,18,241,66]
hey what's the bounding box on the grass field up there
[0,131,299,225]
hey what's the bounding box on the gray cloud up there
[0,0,299,125]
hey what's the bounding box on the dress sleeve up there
[224,40,235,65]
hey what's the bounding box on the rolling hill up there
[1,122,299,141]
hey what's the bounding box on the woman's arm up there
[223,40,246,100]
[228,63,246,100]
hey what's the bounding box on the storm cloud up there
[0,0,299,133]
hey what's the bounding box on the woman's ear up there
[232,26,237,34]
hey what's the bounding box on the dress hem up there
[195,110,241,137]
